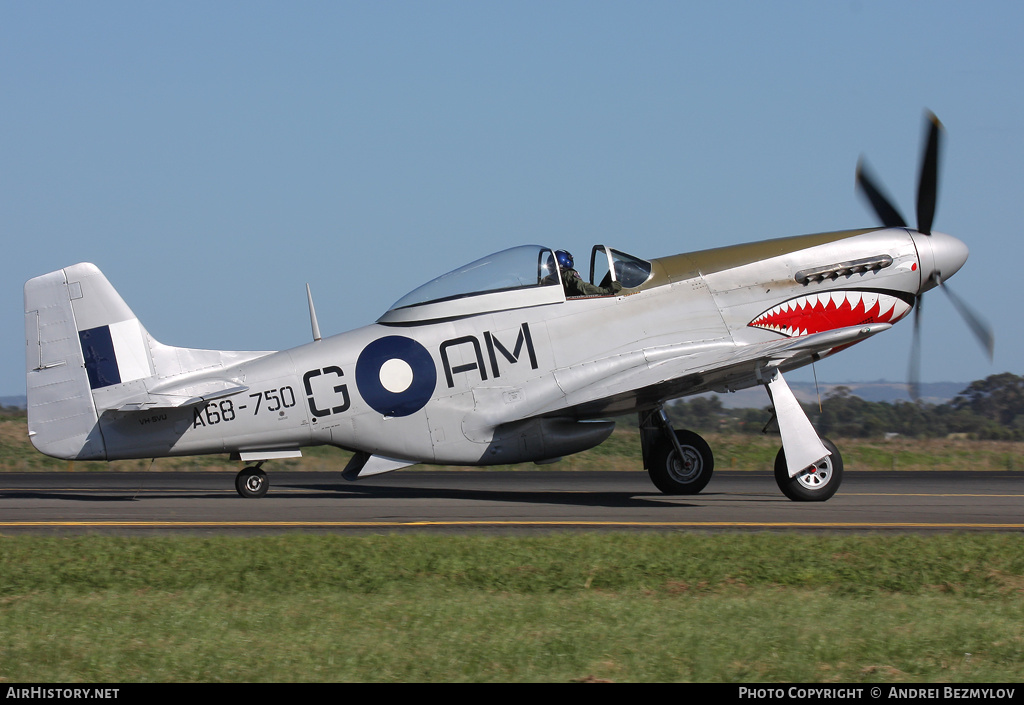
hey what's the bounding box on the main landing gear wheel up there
[774,437,843,502]
[235,466,269,498]
[648,429,714,495]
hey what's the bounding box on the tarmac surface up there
[1,469,1022,533]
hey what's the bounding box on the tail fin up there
[24,263,139,459]
[26,263,275,460]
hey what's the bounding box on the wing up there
[531,323,893,420]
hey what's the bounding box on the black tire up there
[235,467,269,498]
[647,430,714,495]
[774,437,843,502]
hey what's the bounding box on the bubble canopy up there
[378,245,565,324]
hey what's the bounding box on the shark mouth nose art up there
[749,290,912,338]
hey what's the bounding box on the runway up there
[1,469,1022,533]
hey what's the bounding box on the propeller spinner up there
[855,111,993,399]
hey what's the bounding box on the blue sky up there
[3,1,1021,397]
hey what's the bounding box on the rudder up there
[24,263,156,460]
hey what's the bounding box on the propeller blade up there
[937,275,995,360]
[916,111,943,235]
[908,296,922,401]
[856,158,907,229]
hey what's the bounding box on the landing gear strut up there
[235,464,269,498]
[762,369,843,502]
[640,408,714,495]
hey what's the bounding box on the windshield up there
[389,245,560,311]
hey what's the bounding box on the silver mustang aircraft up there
[24,113,990,501]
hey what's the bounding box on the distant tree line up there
[666,373,1024,440]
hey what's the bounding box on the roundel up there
[355,336,437,417]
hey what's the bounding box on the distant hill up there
[1,396,26,409]
[700,381,967,409]
[1,382,967,413]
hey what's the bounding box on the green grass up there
[1,533,1022,682]
[3,412,1023,681]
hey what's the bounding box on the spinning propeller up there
[855,111,994,399]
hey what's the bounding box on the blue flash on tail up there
[79,325,121,389]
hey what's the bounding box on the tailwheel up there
[235,466,269,498]
[774,438,843,502]
[648,429,714,495]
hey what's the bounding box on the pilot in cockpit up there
[555,250,622,298]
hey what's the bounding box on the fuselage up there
[79,225,965,466]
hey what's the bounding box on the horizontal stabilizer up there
[116,379,250,411]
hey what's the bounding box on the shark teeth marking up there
[749,290,911,338]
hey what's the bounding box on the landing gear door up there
[589,245,617,289]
